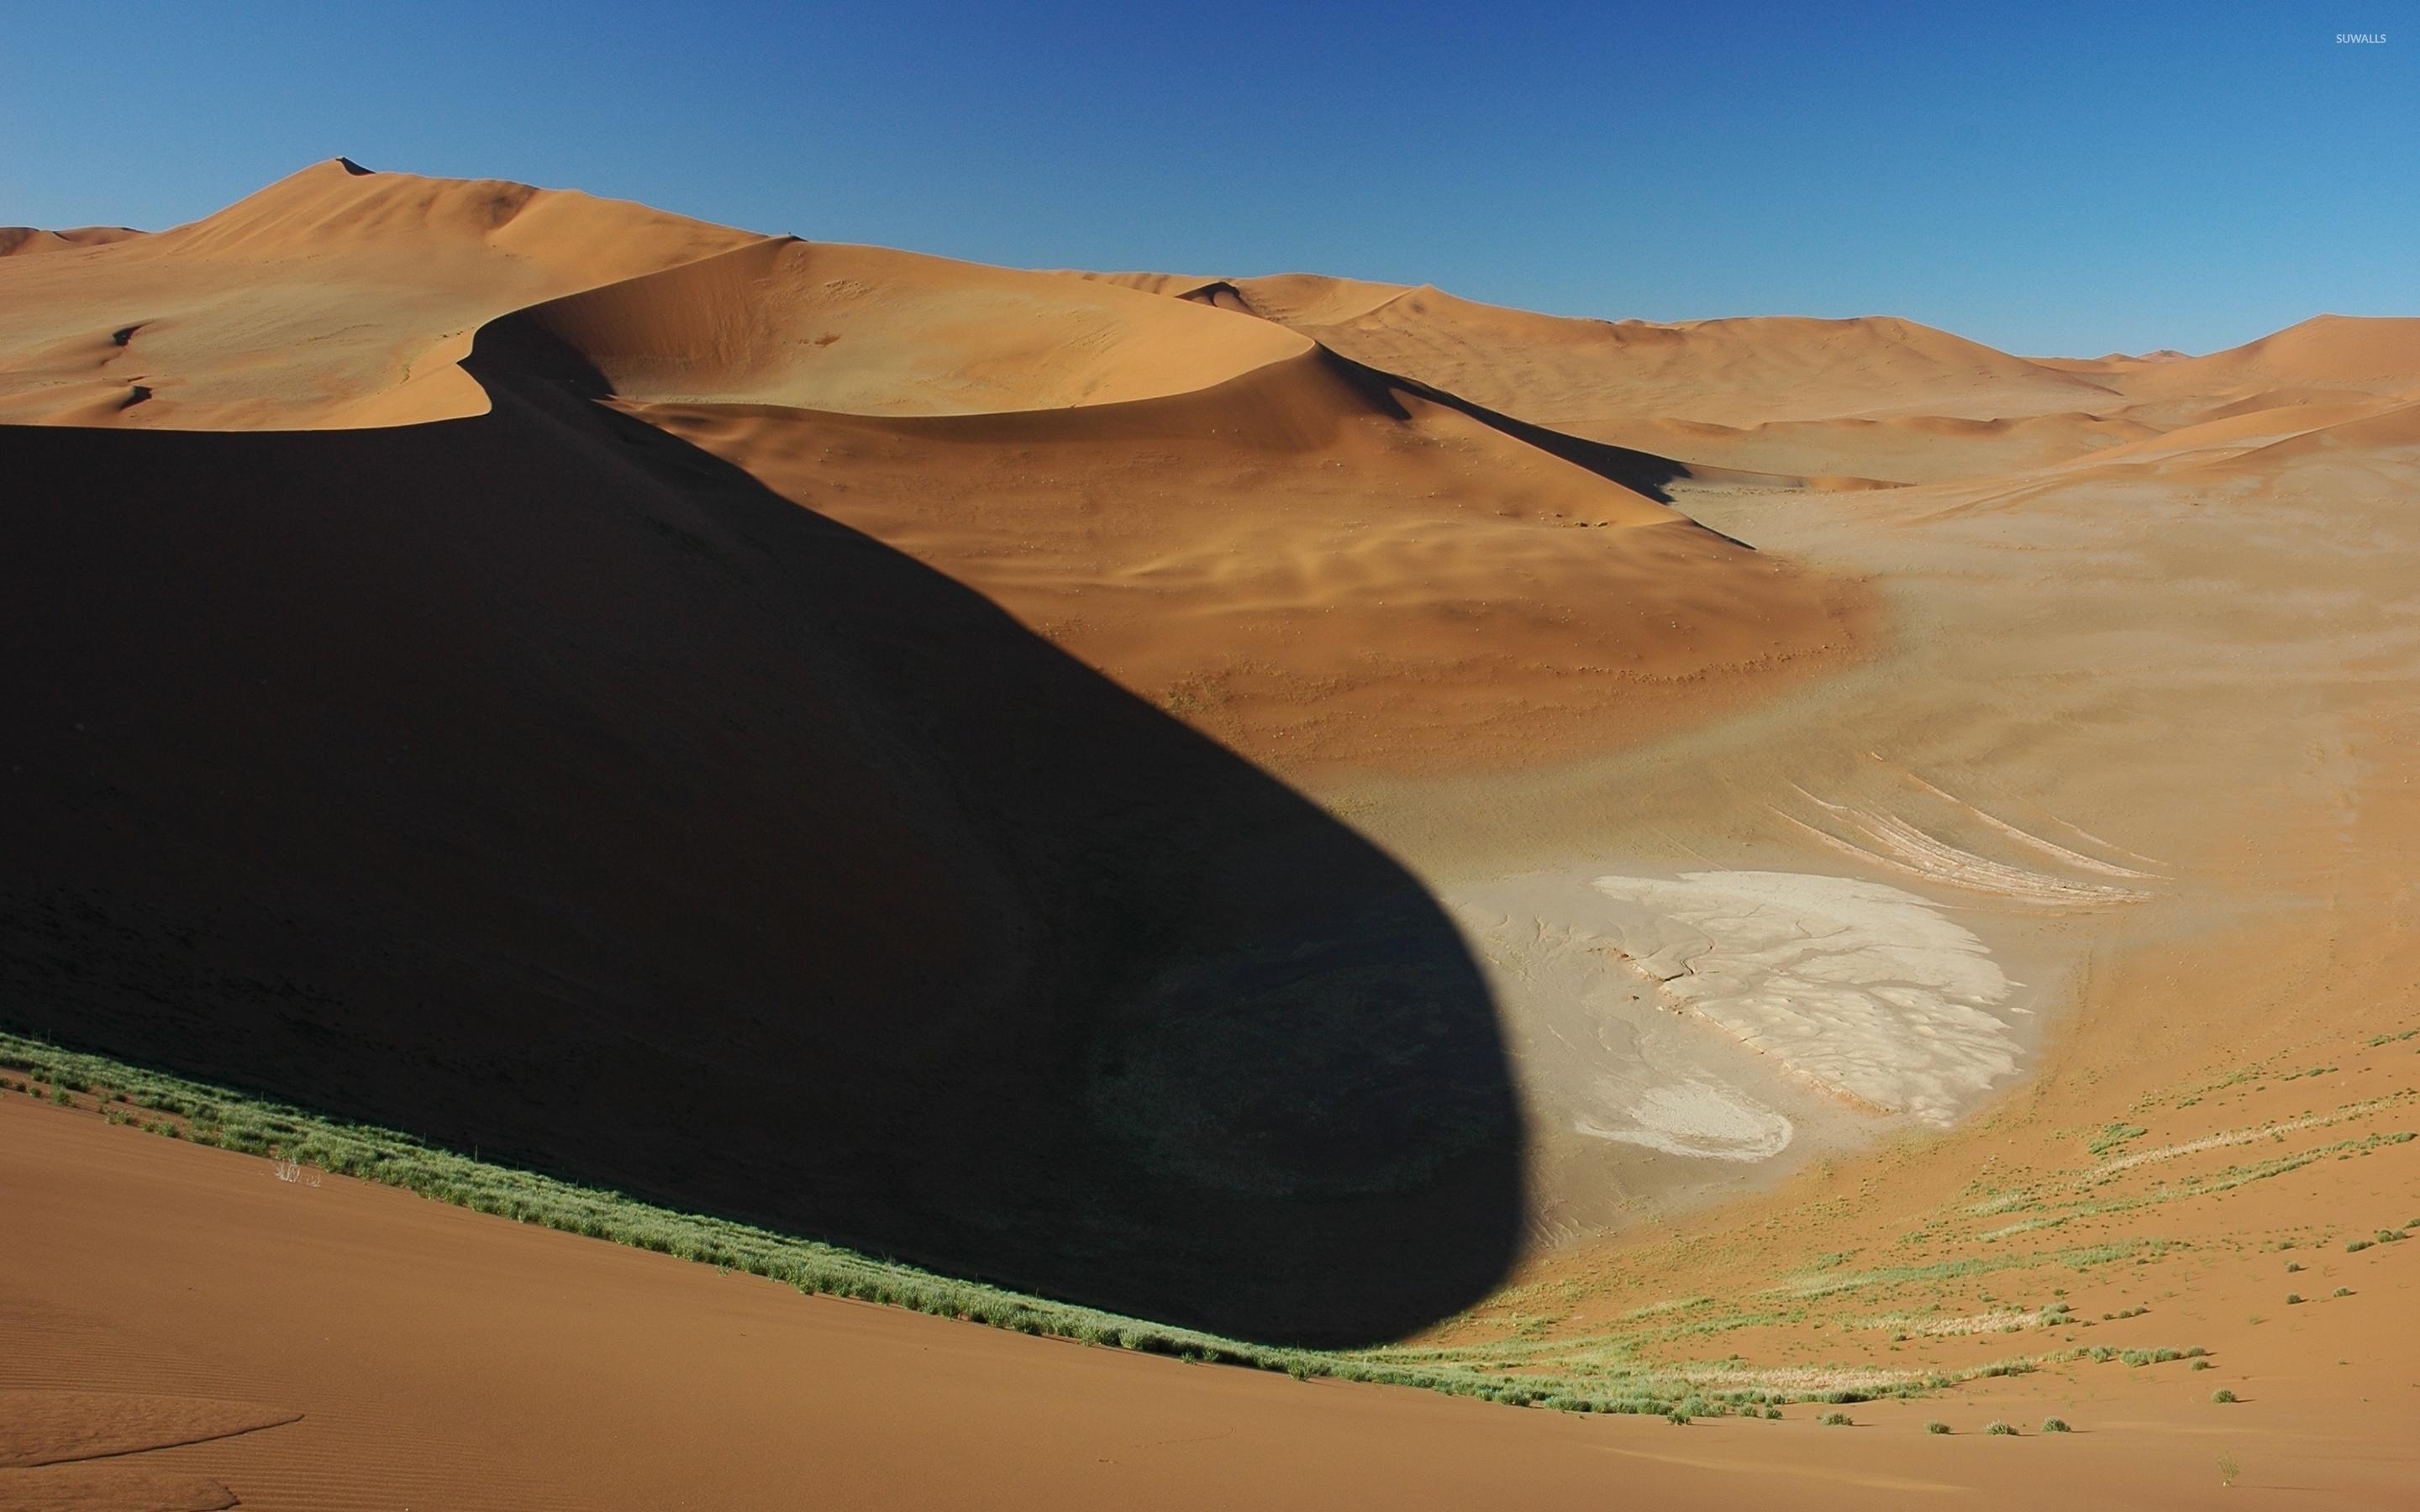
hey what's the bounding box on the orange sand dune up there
[0,223,145,256]
[2139,314,2420,395]
[501,234,1308,414]
[0,159,764,428]
[471,235,1872,776]
[9,1093,2413,1511]
[1139,276,2123,428]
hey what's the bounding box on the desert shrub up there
[2286,1293,2304,1305]
[1665,1410,1690,1425]
[2212,1389,2238,1404]
[2333,1286,2353,1298]
[1924,1420,1950,1435]
[1818,1411,1853,1427]
[2286,1261,2304,1273]
[2346,1238,2373,1252]
[2041,1417,2071,1433]
[1764,1406,1782,1420]
[2191,1359,2214,1371]
[1984,1420,2016,1436]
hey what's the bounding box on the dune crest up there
[0,159,766,428]
[502,235,1311,415]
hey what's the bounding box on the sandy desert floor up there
[4,160,2417,1507]
[8,1092,2417,1510]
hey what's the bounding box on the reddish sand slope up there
[8,1094,2413,1511]
[0,159,764,427]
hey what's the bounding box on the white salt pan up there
[1588,871,2021,1126]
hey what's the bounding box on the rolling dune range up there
[5,159,2419,1507]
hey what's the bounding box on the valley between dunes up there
[4,160,2417,1508]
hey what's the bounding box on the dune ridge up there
[0,158,767,428]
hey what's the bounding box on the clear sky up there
[3,1,2411,355]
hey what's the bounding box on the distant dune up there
[0,159,764,427]
[0,223,145,256]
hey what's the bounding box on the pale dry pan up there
[1587,871,2019,1126]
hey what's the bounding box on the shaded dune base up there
[0,368,1522,1344]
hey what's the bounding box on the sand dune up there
[465,240,1873,776]
[507,236,1309,414]
[21,1095,2415,1511]
[8,159,2420,1508]
[1140,276,2121,428]
[0,223,144,256]
[2133,314,2420,396]
[610,354,1870,776]
[0,159,764,428]
[1580,408,2158,484]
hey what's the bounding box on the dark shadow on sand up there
[0,358,1525,1345]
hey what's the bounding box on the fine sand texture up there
[8,1092,2417,1511]
[6,160,2420,1506]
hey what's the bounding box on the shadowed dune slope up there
[0,365,1523,1344]
[0,159,765,428]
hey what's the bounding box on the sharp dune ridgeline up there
[6,159,2420,1509]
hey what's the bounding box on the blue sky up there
[3,1,2410,355]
